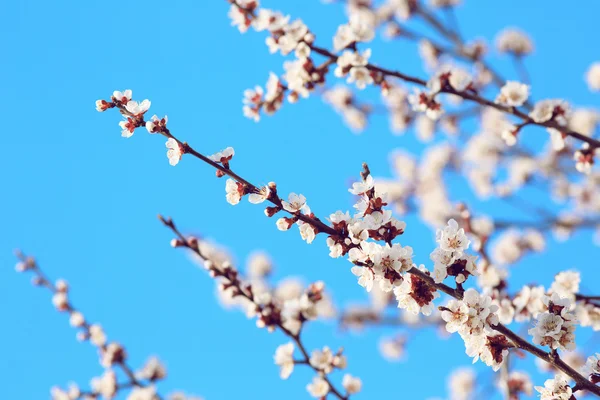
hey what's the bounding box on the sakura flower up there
[89,324,107,347]
[335,49,371,78]
[112,89,132,104]
[90,370,117,399]
[95,99,111,112]
[513,285,546,322]
[52,292,68,311]
[299,222,317,244]
[548,128,567,151]
[125,99,151,116]
[342,374,362,395]
[471,332,510,371]
[496,81,529,107]
[500,125,518,146]
[351,266,374,292]
[504,371,533,399]
[550,270,580,300]
[448,367,474,400]
[333,15,375,51]
[496,29,533,56]
[69,311,85,327]
[310,347,334,373]
[449,69,472,92]
[408,88,443,120]
[586,62,600,92]
[326,237,344,258]
[394,266,440,316]
[276,217,293,231]
[348,220,369,245]
[441,300,469,333]
[227,3,252,33]
[379,336,406,361]
[225,179,243,205]
[135,357,167,381]
[253,9,290,32]
[51,385,80,400]
[436,219,470,255]
[307,376,329,398]
[529,293,576,351]
[349,175,374,195]
[165,138,183,166]
[418,39,439,69]
[574,143,599,174]
[145,115,168,134]
[208,147,235,164]
[100,342,126,368]
[579,303,600,331]
[586,353,600,378]
[119,118,137,138]
[274,342,295,379]
[242,85,263,122]
[248,186,270,204]
[535,374,572,400]
[347,66,373,90]
[529,99,570,125]
[282,193,306,213]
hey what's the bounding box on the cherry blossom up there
[351,265,375,292]
[496,81,529,107]
[394,265,440,315]
[281,193,307,213]
[225,179,244,205]
[528,293,576,351]
[447,368,474,400]
[307,376,329,398]
[274,342,295,379]
[534,374,572,400]
[436,219,470,255]
[125,99,151,116]
[342,374,362,395]
[146,115,168,134]
[112,89,132,104]
[586,62,600,92]
[333,15,375,51]
[165,138,183,166]
[496,28,533,55]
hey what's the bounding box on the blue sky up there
[1,1,599,399]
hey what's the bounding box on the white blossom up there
[274,342,295,379]
[496,81,529,107]
[113,89,132,103]
[125,99,151,116]
[585,353,600,376]
[535,374,572,400]
[282,193,307,213]
[225,179,242,205]
[165,138,182,166]
[437,219,470,255]
[496,29,533,55]
[342,374,362,394]
[351,266,374,292]
[586,62,600,92]
[307,376,329,398]
[448,367,474,400]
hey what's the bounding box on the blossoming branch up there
[96,82,600,397]
[14,251,201,400]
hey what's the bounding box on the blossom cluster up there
[167,228,356,399]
